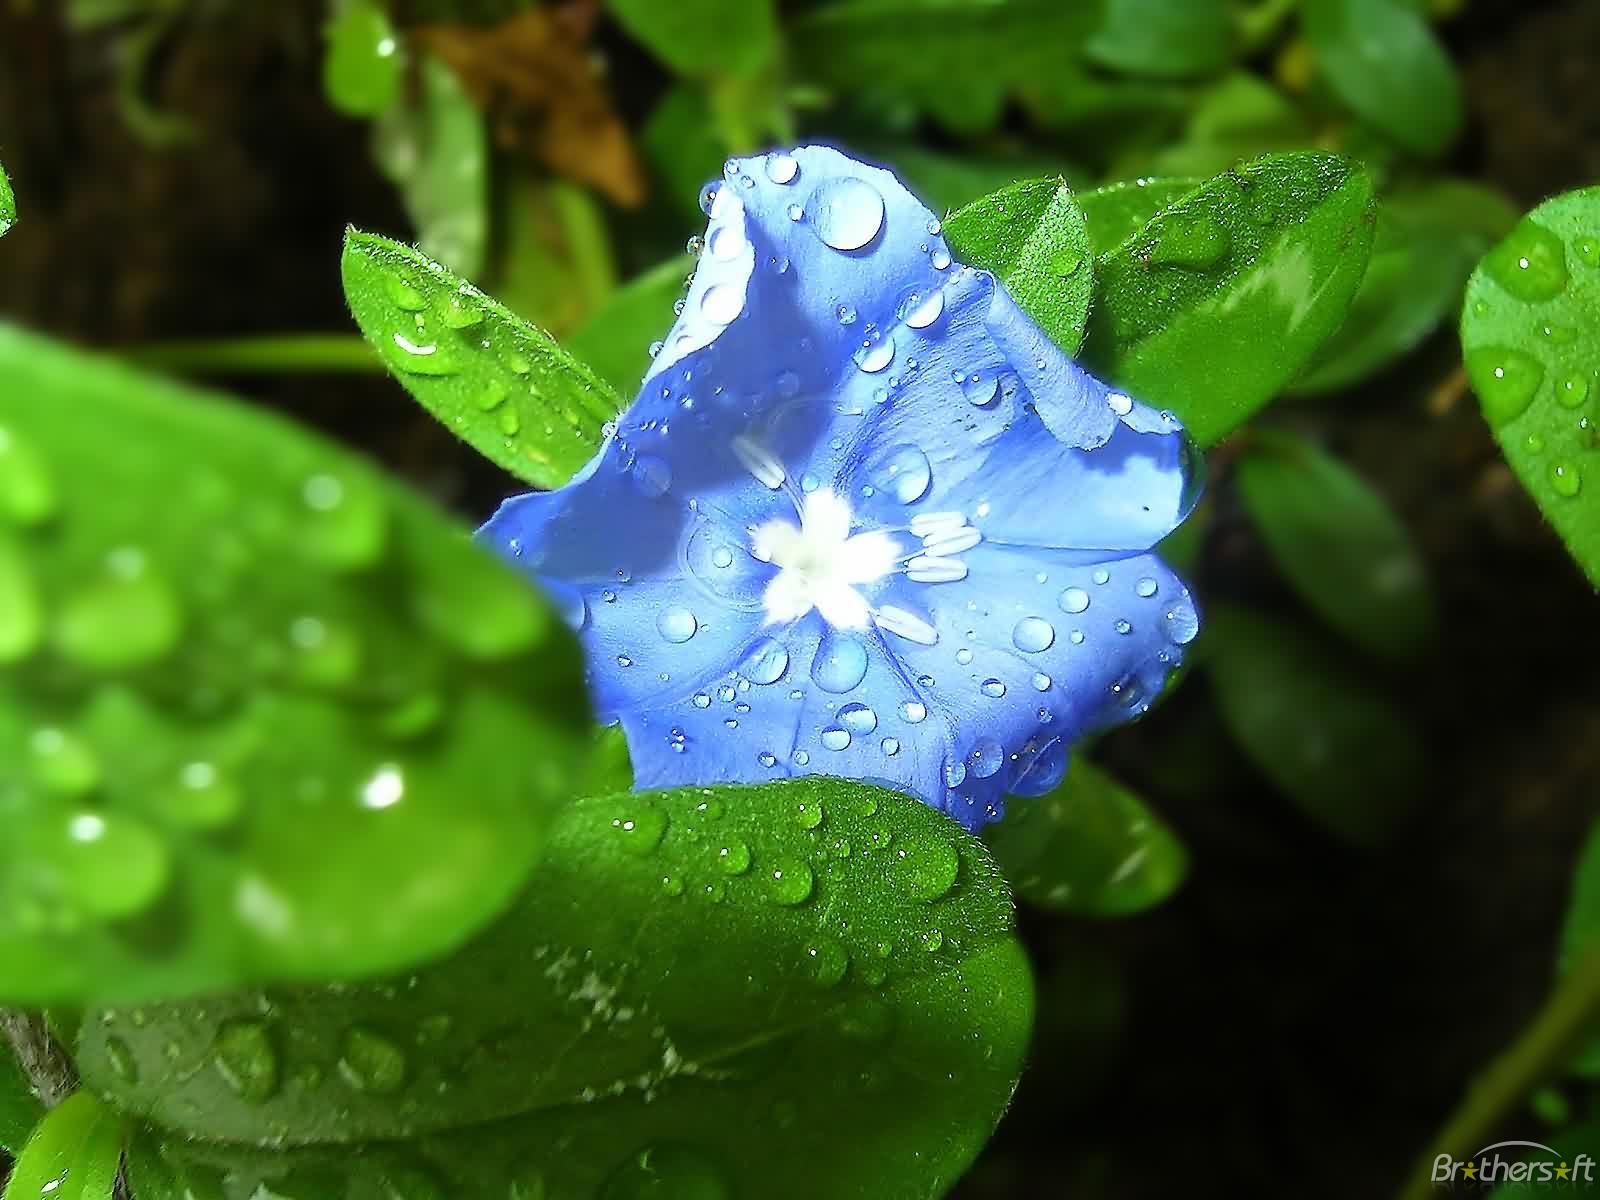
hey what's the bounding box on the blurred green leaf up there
[342,229,619,490]
[1024,72,1190,173]
[1076,177,1200,255]
[1208,608,1425,846]
[1236,431,1435,660]
[882,145,1084,215]
[642,85,734,224]
[1085,0,1233,80]
[1302,0,1463,158]
[947,178,1095,355]
[606,0,777,76]
[372,54,489,278]
[90,780,1033,1197]
[0,161,13,237]
[490,174,617,336]
[322,0,402,118]
[1562,818,1600,973]
[1132,73,1311,179]
[1083,152,1376,446]
[0,324,589,1004]
[0,1043,42,1155]
[568,256,693,394]
[1,1091,123,1200]
[985,758,1187,916]
[1294,181,1517,394]
[1461,187,1600,586]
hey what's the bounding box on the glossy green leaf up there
[1294,181,1518,394]
[568,256,692,394]
[1076,177,1201,255]
[1085,0,1233,80]
[606,0,777,76]
[1208,608,1425,847]
[0,161,13,237]
[1461,187,1600,587]
[1302,0,1463,158]
[0,325,589,1004]
[985,758,1187,916]
[372,54,489,278]
[0,1044,42,1155]
[1,1091,124,1200]
[1082,151,1376,446]
[322,0,402,118]
[946,178,1095,355]
[342,229,618,490]
[1236,431,1435,660]
[87,780,1033,1197]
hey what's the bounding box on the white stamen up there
[906,556,969,583]
[920,526,982,556]
[732,434,787,489]
[874,605,939,645]
[752,490,897,627]
[909,511,967,537]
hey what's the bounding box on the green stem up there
[1396,952,1600,1200]
[117,335,381,375]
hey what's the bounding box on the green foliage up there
[84,780,1032,1198]
[1236,431,1435,661]
[946,178,1095,355]
[1461,187,1600,587]
[372,55,490,279]
[1133,73,1311,179]
[1302,0,1463,158]
[568,255,694,393]
[607,0,778,77]
[1294,181,1517,394]
[1076,178,1201,254]
[1208,608,1425,847]
[985,758,1187,916]
[1083,152,1376,446]
[322,0,402,119]
[0,161,13,237]
[1084,0,1233,81]
[0,325,589,1004]
[1,1091,124,1200]
[1561,818,1600,973]
[880,146,1084,216]
[341,230,619,490]
[0,1043,42,1155]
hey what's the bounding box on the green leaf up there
[0,161,13,237]
[877,144,1085,216]
[1293,181,1517,394]
[1082,151,1376,446]
[0,325,589,1004]
[342,229,619,490]
[1207,608,1425,847]
[606,0,777,77]
[985,758,1187,916]
[946,178,1095,355]
[85,780,1033,1197]
[1561,818,1600,973]
[568,256,692,394]
[1131,73,1311,180]
[1085,0,1233,80]
[1076,177,1201,255]
[641,85,731,224]
[1,1091,124,1200]
[1236,431,1435,660]
[372,54,489,278]
[1460,186,1600,587]
[322,0,402,118]
[1302,0,1463,158]
[0,1044,43,1155]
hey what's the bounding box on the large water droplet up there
[838,702,878,734]
[808,177,886,251]
[338,1026,407,1094]
[892,836,960,902]
[389,332,455,376]
[979,678,1006,699]
[768,858,815,905]
[967,736,1004,778]
[609,805,669,855]
[701,284,743,324]
[213,1019,279,1103]
[812,634,869,693]
[1549,460,1583,498]
[656,606,698,644]
[1011,616,1055,652]
[960,371,1000,407]
[742,637,790,685]
[1058,587,1090,614]
[765,154,799,185]
[1484,219,1569,303]
[820,726,851,752]
[902,700,927,723]
[900,289,944,329]
[715,837,751,875]
[707,224,745,261]
[1556,374,1591,409]
[1468,346,1545,425]
[869,444,932,503]
[855,335,895,374]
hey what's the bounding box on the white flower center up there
[752,490,898,628]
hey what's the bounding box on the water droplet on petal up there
[806,937,849,985]
[855,335,895,374]
[701,284,743,324]
[812,635,869,693]
[967,737,1003,778]
[707,224,745,261]
[656,606,698,644]
[980,678,1006,698]
[56,552,184,671]
[1058,587,1090,614]
[1011,616,1055,652]
[838,702,878,734]
[960,372,999,407]
[1136,577,1159,597]
[766,153,799,184]
[1032,672,1052,691]
[902,700,927,723]
[808,177,885,251]
[869,444,931,503]
[742,637,790,685]
[820,726,851,752]
[901,289,944,329]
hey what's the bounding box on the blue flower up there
[480,146,1201,831]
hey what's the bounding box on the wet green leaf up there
[1236,431,1435,660]
[1085,0,1233,80]
[985,758,1187,916]
[0,1043,42,1155]
[0,161,13,237]
[568,256,693,394]
[1083,151,1376,446]
[1294,181,1517,394]
[86,780,1032,1198]
[372,54,489,278]
[322,0,402,118]
[1,1091,124,1200]
[1208,608,1425,847]
[0,325,589,1004]
[606,0,777,76]
[1302,0,1463,158]
[1460,186,1600,587]
[1077,177,1201,255]
[342,229,618,490]
[947,178,1095,355]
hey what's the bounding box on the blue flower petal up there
[479,145,1203,830]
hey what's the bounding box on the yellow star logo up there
[1463,1162,1478,1180]
[1557,1162,1572,1180]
